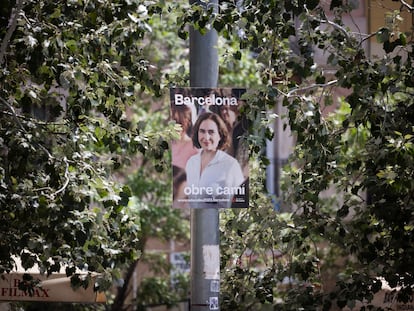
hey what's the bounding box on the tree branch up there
[400,0,414,11]
[0,0,25,67]
[0,96,54,159]
[52,157,70,197]
[0,96,27,133]
[283,79,338,98]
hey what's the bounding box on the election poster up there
[170,88,249,209]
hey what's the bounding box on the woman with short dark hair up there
[185,112,245,208]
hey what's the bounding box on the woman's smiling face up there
[198,119,221,152]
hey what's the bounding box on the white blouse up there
[185,150,245,208]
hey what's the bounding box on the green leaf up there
[376,27,390,43]
[65,39,78,53]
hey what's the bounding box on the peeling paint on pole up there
[202,245,220,280]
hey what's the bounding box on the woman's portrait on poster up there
[184,112,246,208]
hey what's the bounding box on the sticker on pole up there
[209,296,219,310]
[203,245,220,280]
[210,280,220,292]
[170,87,249,209]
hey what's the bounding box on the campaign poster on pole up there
[170,87,249,209]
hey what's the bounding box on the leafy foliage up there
[2,0,414,310]
[0,0,174,292]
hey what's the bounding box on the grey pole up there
[189,1,220,310]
